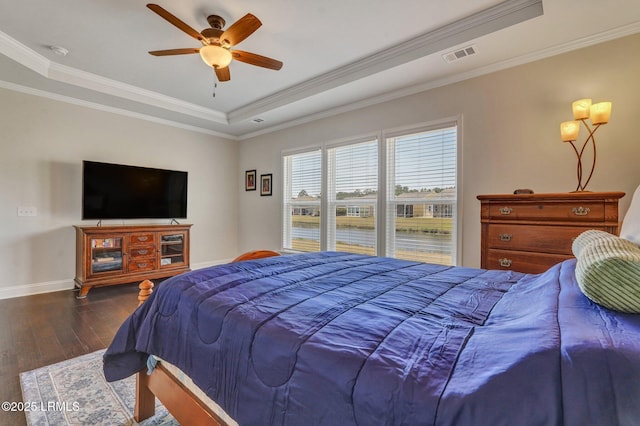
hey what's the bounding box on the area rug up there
[19,350,177,425]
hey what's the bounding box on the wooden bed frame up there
[133,250,280,425]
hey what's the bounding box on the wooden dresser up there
[477,192,624,273]
[74,224,191,298]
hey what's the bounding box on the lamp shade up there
[560,120,580,142]
[590,102,612,125]
[199,45,232,68]
[572,99,592,119]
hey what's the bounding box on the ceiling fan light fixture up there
[199,45,232,68]
[147,5,282,82]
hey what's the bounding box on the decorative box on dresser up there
[477,192,624,273]
[74,224,191,298]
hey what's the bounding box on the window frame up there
[382,118,461,265]
[281,146,323,252]
[281,116,462,265]
[325,136,379,254]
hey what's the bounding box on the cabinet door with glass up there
[159,231,189,269]
[89,236,124,276]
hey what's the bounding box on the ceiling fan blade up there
[219,14,262,47]
[215,66,231,82]
[147,4,204,42]
[149,48,200,56]
[231,50,283,70]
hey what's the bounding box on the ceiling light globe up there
[199,45,232,69]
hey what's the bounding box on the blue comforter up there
[103,252,640,425]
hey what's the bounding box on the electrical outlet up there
[17,206,37,217]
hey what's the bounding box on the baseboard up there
[0,279,75,300]
[191,259,234,270]
[0,259,234,300]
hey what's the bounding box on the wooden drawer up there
[486,249,572,274]
[486,225,607,255]
[129,245,156,258]
[488,202,604,222]
[130,233,156,244]
[128,258,157,273]
[478,192,624,273]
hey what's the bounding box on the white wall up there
[238,33,640,267]
[2,33,638,299]
[0,88,239,298]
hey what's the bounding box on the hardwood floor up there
[0,284,140,426]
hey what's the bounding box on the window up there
[386,126,457,265]
[282,120,458,265]
[327,139,378,255]
[282,149,322,252]
[396,204,414,218]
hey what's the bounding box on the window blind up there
[327,140,378,255]
[281,122,458,263]
[386,126,457,265]
[282,149,322,252]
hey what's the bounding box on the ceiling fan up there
[146,3,283,82]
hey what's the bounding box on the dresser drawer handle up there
[137,236,148,241]
[572,206,590,216]
[499,207,513,215]
[136,249,148,255]
[499,258,512,268]
[137,262,148,268]
[499,233,513,242]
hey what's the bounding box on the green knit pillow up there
[572,229,619,258]
[575,235,640,313]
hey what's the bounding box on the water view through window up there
[283,123,457,265]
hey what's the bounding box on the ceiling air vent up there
[442,45,477,63]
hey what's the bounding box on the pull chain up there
[212,70,219,98]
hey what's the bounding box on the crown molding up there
[0,30,51,75]
[228,0,543,123]
[0,79,238,139]
[0,30,228,124]
[0,0,552,131]
[239,22,640,140]
[1,3,637,141]
[47,62,228,124]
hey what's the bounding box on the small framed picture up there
[260,173,272,196]
[245,170,256,191]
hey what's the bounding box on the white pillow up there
[620,184,640,246]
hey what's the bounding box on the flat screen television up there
[82,161,188,220]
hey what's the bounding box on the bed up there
[103,242,640,425]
